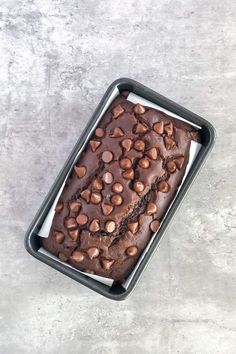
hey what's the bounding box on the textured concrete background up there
[0,0,236,353]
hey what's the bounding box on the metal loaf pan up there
[24,78,216,300]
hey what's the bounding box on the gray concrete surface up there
[0,1,236,353]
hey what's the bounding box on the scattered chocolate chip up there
[89,219,100,232]
[54,231,65,244]
[90,140,101,152]
[166,160,177,173]
[81,189,91,203]
[70,251,84,263]
[92,178,103,190]
[134,103,146,114]
[135,122,148,134]
[122,168,134,180]
[164,122,174,136]
[102,151,113,163]
[138,158,150,169]
[111,194,123,206]
[55,201,63,213]
[69,201,81,213]
[134,139,145,151]
[153,121,164,134]
[102,259,114,270]
[105,220,116,233]
[146,202,157,215]
[121,138,133,151]
[174,156,185,169]
[146,147,158,160]
[164,136,176,150]
[120,157,132,170]
[133,181,145,193]
[74,165,86,178]
[126,246,138,256]
[101,203,113,216]
[150,219,160,232]
[65,217,77,230]
[112,104,124,118]
[157,181,169,193]
[127,222,139,234]
[76,214,88,225]
[112,182,124,193]
[59,252,68,262]
[111,127,124,138]
[87,247,100,260]
[69,229,79,241]
[85,269,95,274]
[102,171,113,184]
[91,192,102,204]
[95,127,105,138]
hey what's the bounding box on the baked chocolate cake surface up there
[41,93,200,282]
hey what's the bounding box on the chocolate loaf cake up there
[41,93,200,282]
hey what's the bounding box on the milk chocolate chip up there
[126,246,138,256]
[135,123,148,134]
[101,203,113,216]
[102,259,114,270]
[81,189,91,203]
[146,202,157,215]
[59,253,68,262]
[121,138,133,151]
[102,172,113,184]
[55,201,63,213]
[92,178,103,191]
[150,219,160,232]
[127,222,139,234]
[70,251,84,263]
[164,136,176,150]
[90,140,101,152]
[102,151,113,163]
[54,231,65,244]
[69,229,79,241]
[134,140,145,152]
[174,156,185,169]
[89,219,100,232]
[153,121,164,134]
[66,218,77,230]
[120,157,132,170]
[111,127,124,138]
[91,192,102,204]
[166,160,177,173]
[112,104,124,118]
[157,181,169,193]
[74,165,86,178]
[69,201,81,213]
[164,122,174,136]
[122,168,134,180]
[95,128,105,138]
[76,214,88,225]
[133,181,145,193]
[139,158,150,169]
[112,182,123,193]
[146,147,158,160]
[87,247,100,260]
[134,103,146,114]
[105,220,116,233]
[111,194,123,206]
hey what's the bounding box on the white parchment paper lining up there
[38,87,201,289]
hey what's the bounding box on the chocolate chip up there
[89,219,100,232]
[81,189,91,203]
[146,202,157,215]
[101,203,113,216]
[150,219,160,232]
[112,104,124,118]
[87,247,100,260]
[102,259,114,270]
[70,251,84,263]
[133,181,145,193]
[122,168,134,180]
[121,138,133,151]
[134,139,145,151]
[112,182,124,193]
[90,140,101,152]
[55,201,63,213]
[69,201,81,213]
[135,123,148,134]
[69,229,79,241]
[157,181,169,193]
[174,156,185,169]
[92,178,103,190]
[85,269,95,274]
[102,172,113,184]
[95,128,105,138]
[102,150,113,163]
[111,194,123,206]
[146,147,158,160]
[54,231,65,244]
[74,165,86,178]
[59,252,68,262]
[105,220,116,233]
[166,160,177,173]
[76,214,88,225]
[91,192,102,204]
[134,103,146,114]
[111,127,124,138]
[164,136,176,150]
[164,122,174,136]
[153,121,164,134]
[120,157,132,170]
[138,158,150,169]
[190,131,199,141]
[65,217,77,230]
[127,222,139,234]
[126,246,138,256]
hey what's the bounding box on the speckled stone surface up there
[0,1,236,353]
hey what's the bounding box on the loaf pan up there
[24,78,216,300]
